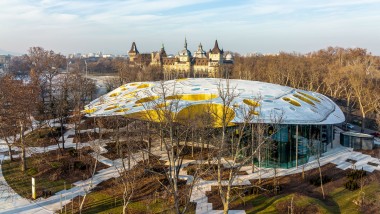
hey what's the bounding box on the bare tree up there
[210,79,284,213]
[0,74,38,171]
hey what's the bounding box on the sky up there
[1,0,380,56]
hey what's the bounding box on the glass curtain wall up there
[253,124,333,169]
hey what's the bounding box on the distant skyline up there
[1,0,380,56]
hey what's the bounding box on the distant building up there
[0,55,11,71]
[128,39,233,78]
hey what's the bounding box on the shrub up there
[345,180,359,191]
[309,175,332,186]
[49,162,62,169]
[187,168,196,175]
[347,169,366,180]
[344,169,366,191]
[27,167,38,176]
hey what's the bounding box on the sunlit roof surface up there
[84,78,345,125]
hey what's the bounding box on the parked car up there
[370,132,380,137]
[345,123,355,130]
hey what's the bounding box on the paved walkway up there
[1,125,380,214]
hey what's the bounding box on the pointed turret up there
[211,40,223,54]
[194,42,206,58]
[184,37,188,49]
[128,42,139,62]
[129,42,139,54]
[160,43,167,57]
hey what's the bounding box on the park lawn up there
[241,182,380,214]
[20,127,64,147]
[66,190,195,214]
[242,194,329,214]
[330,182,380,214]
[2,147,106,200]
[2,159,68,199]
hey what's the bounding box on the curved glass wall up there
[252,124,333,169]
[340,132,374,150]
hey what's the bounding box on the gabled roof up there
[129,42,139,54]
[210,40,223,54]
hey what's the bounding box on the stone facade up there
[128,39,233,77]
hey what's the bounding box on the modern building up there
[128,39,233,78]
[84,78,345,168]
[340,132,375,150]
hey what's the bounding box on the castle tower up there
[128,42,139,62]
[194,43,207,58]
[208,40,224,76]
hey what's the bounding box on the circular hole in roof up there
[293,94,315,106]
[115,108,129,113]
[289,106,296,111]
[283,97,301,107]
[135,96,159,104]
[263,100,273,103]
[192,88,200,91]
[137,83,152,89]
[104,105,117,111]
[297,91,320,103]
[109,92,119,97]
[274,108,281,111]
[243,99,260,107]
[249,110,260,116]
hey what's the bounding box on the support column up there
[296,125,299,168]
[331,125,333,149]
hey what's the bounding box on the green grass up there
[329,183,380,214]
[21,127,63,147]
[240,182,380,214]
[2,159,70,199]
[66,190,196,214]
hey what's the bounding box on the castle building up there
[128,39,233,78]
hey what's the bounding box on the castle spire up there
[184,37,187,49]
[211,39,223,54]
[129,41,139,54]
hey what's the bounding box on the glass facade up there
[253,124,334,169]
[340,132,374,150]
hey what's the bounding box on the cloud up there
[0,0,379,55]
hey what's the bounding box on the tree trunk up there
[361,116,365,133]
[317,158,325,199]
[20,122,26,172]
[7,143,13,162]
[60,117,65,150]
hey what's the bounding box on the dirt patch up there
[68,132,112,143]
[206,163,347,211]
[2,147,108,199]
[174,145,216,160]
[102,140,148,160]
[185,164,248,181]
[16,127,65,147]
[65,157,195,213]
[78,116,131,130]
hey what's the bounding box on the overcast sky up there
[1,0,380,56]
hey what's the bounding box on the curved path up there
[1,126,380,214]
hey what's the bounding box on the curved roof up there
[84,78,345,126]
